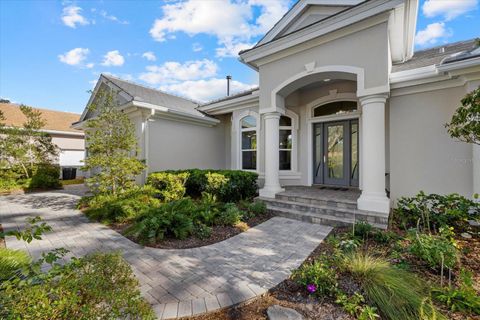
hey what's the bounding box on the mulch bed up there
[182,226,480,320]
[112,211,275,250]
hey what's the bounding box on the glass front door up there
[313,120,359,187]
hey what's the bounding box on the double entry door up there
[313,120,359,187]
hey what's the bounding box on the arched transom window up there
[279,115,293,170]
[241,115,257,170]
[313,101,357,117]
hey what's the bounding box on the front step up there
[258,193,389,229]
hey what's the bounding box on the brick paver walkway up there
[0,188,332,319]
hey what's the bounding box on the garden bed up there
[183,225,480,320]
[112,211,274,249]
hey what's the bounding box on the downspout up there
[143,109,155,184]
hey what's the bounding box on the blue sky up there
[0,0,479,114]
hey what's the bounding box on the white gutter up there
[131,101,220,126]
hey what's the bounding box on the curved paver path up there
[0,187,332,319]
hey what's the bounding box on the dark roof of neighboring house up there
[200,87,259,107]
[392,39,480,72]
[101,74,206,118]
[0,103,82,133]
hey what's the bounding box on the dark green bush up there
[126,198,196,243]
[0,248,31,281]
[216,203,242,226]
[147,172,189,201]
[0,252,154,319]
[354,221,374,239]
[193,223,212,240]
[394,191,479,231]
[28,164,61,189]
[148,169,258,202]
[82,186,160,223]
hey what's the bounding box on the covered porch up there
[258,67,391,215]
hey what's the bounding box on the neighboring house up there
[1,102,85,178]
[75,0,479,220]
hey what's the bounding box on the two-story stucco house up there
[75,0,479,227]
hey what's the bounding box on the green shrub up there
[343,252,444,320]
[0,252,154,319]
[292,257,337,297]
[82,186,160,223]
[433,269,480,315]
[394,191,479,231]
[216,203,242,226]
[354,221,374,238]
[148,169,258,202]
[372,230,399,244]
[193,223,212,240]
[0,248,31,281]
[28,164,61,189]
[408,229,458,269]
[248,200,267,216]
[147,172,189,201]
[126,198,195,243]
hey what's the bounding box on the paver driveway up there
[0,187,332,319]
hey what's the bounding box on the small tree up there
[0,105,59,178]
[445,87,480,145]
[83,89,145,195]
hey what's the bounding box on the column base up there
[259,185,285,198]
[357,192,390,214]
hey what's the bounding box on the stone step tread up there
[258,197,387,218]
[278,190,359,205]
[268,206,387,229]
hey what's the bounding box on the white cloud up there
[99,10,129,25]
[101,50,125,66]
[61,5,89,28]
[149,0,289,58]
[423,0,478,21]
[159,78,255,102]
[86,62,94,69]
[139,59,218,85]
[89,79,98,89]
[415,22,452,46]
[192,42,203,52]
[58,48,90,66]
[142,51,157,61]
[216,40,255,57]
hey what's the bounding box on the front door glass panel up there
[327,125,344,179]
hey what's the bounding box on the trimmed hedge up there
[148,169,258,202]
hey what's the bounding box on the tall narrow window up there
[279,115,292,170]
[241,116,257,170]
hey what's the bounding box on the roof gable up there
[256,0,364,47]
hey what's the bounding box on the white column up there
[474,145,480,197]
[357,94,390,214]
[260,112,284,198]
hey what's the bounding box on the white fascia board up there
[197,91,260,115]
[390,65,438,83]
[240,0,403,64]
[257,0,363,46]
[390,57,480,88]
[437,57,480,74]
[131,101,220,126]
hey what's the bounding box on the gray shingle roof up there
[200,87,259,107]
[392,39,480,73]
[102,74,206,118]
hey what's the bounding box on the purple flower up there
[307,284,317,294]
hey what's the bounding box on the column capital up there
[358,93,389,105]
[262,111,282,120]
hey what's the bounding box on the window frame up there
[240,115,258,171]
[279,115,293,171]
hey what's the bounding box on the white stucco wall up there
[389,85,473,201]
[147,116,228,173]
[258,22,390,113]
